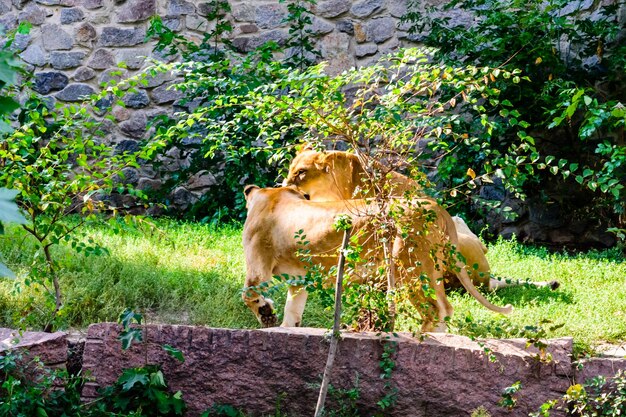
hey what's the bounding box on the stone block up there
[116,48,149,69]
[19,44,46,66]
[310,17,334,35]
[255,4,287,29]
[365,16,395,43]
[314,0,351,18]
[98,68,128,84]
[0,328,67,366]
[238,23,258,34]
[73,66,96,81]
[0,13,18,33]
[42,24,74,50]
[151,81,184,104]
[353,22,366,42]
[55,83,96,102]
[196,2,214,16]
[336,19,354,34]
[10,33,30,52]
[356,42,377,57]
[119,111,147,138]
[528,198,565,228]
[115,139,141,154]
[33,71,70,94]
[99,27,145,47]
[87,48,115,69]
[75,22,97,44]
[320,31,353,74]
[0,0,10,13]
[50,51,86,69]
[116,0,156,23]
[351,0,383,18]
[89,12,110,24]
[137,177,162,191]
[166,0,195,16]
[18,3,46,25]
[82,0,104,9]
[163,17,182,31]
[387,0,406,18]
[123,89,150,108]
[60,7,85,24]
[186,170,216,190]
[231,3,254,22]
[186,14,210,32]
[232,29,288,53]
[142,71,173,88]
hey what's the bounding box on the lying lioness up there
[283,149,557,290]
[242,185,512,332]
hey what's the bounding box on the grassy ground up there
[0,218,624,352]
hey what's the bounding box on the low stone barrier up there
[2,324,625,416]
[82,323,574,416]
[0,327,67,368]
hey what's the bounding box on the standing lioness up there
[242,185,512,332]
[284,149,545,290]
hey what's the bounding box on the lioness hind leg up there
[281,286,308,327]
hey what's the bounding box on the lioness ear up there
[243,185,260,200]
[318,152,337,173]
[315,152,331,173]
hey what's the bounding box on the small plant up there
[498,380,522,410]
[531,370,626,416]
[470,406,492,417]
[0,349,84,416]
[376,340,398,411]
[95,365,186,416]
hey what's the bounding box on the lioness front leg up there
[242,289,277,328]
[281,285,308,327]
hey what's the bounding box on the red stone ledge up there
[0,327,67,366]
[81,323,575,417]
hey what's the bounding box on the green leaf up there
[0,96,19,115]
[150,369,166,387]
[118,328,143,350]
[118,369,149,391]
[163,344,185,362]
[0,188,27,224]
[0,261,15,279]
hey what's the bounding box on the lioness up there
[283,149,556,290]
[242,185,512,332]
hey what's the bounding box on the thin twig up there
[314,227,352,417]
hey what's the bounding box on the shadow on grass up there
[490,285,575,307]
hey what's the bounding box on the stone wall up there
[3,323,626,416]
[79,323,613,417]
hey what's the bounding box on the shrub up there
[144,0,319,223]
[403,0,626,226]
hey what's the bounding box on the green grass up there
[0,218,624,351]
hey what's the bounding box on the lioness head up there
[283,148,363,200]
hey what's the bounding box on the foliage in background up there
[403,0,626,226]
[0,31,27,279]
[530,370,626,416]
[0,189,25,278]
[145,0,319,223]
[0,28,161,331]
